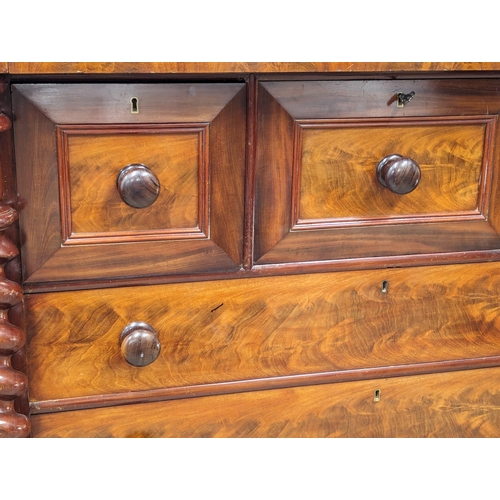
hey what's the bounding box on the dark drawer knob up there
[117,164,160,208]
[376,154,421,194]
[120,321,161,367]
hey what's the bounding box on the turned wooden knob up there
[120,322,161,367]
[376,154,421,194]
[117,164,160,208]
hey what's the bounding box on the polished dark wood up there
[30,366,500,437]
[243,75,257,270]
[259,79,500,119]
[25,262,500,403]
[12,90,61,284]
[59,125,206,243]
[116,164,160,208]
[120,322,161,367]
[256,222,500,266]
[13,83,246,124]
[12,83,246,285]
[255,80,500,267]
[0,76,30,422]
[209,85,247,266]
[376,154,421,194]
[254,83,294,260]
[19,247,500,294]
[13,76,500,289]
[0,206,30,437]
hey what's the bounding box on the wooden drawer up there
[12,83,246,286]
[254,79,500,269]
[26,262,500,406]
[30,366,500,437]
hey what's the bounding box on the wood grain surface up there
[255,79,500,266]
[208,86,247,265]
[12,87,62,279]
[254,84,295,260]
[256,221,500,265]
[0,76,31,422]
[12,83,245,124]
[64,129,203,239]
[7,62,500,74]
[260,79,500,119]
[0,206,30,437]
[25,239,241,284]
[12,83,246,284]
[297,122,487,222]
[30,366,500,437]
[25,262,500,402]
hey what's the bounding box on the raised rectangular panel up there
[12,83,246,286]
[60,126,207,243]
[254,80,500,269]
[295,119,490,228]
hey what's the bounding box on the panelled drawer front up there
[254,79,500,268]
[61,127,206,243]
[26,262,500,402]
[298,121,488,224]
[12,83,246,286]
[31,366,500,437]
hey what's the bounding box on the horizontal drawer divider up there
[29,355,500,415]
[23,249,500,294]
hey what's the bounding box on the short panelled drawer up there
[12,83,246,286]
[254,79,500,268]
[26,262,500,404]
[30,366,500,437]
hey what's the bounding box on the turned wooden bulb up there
[120,322,161,367]
[117,164,160,208]
[0,113,12,132]
[376,154,421,194]
[0,204,30,438]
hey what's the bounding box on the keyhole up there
[130,97,139,114]
[381,280,389,293]
[374,389,381,402]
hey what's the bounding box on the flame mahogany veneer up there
[2,63,500,437]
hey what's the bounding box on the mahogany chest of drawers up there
[1,62,500,438]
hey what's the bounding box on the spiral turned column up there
[0,205,30,437]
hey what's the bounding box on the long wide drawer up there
[26,262,500,403]
[30,366,500,437]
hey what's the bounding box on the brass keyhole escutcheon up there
[130,97,139,114]
[374,389,381,402]
[397,91,415,107]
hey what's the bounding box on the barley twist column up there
[0,110,30,438]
